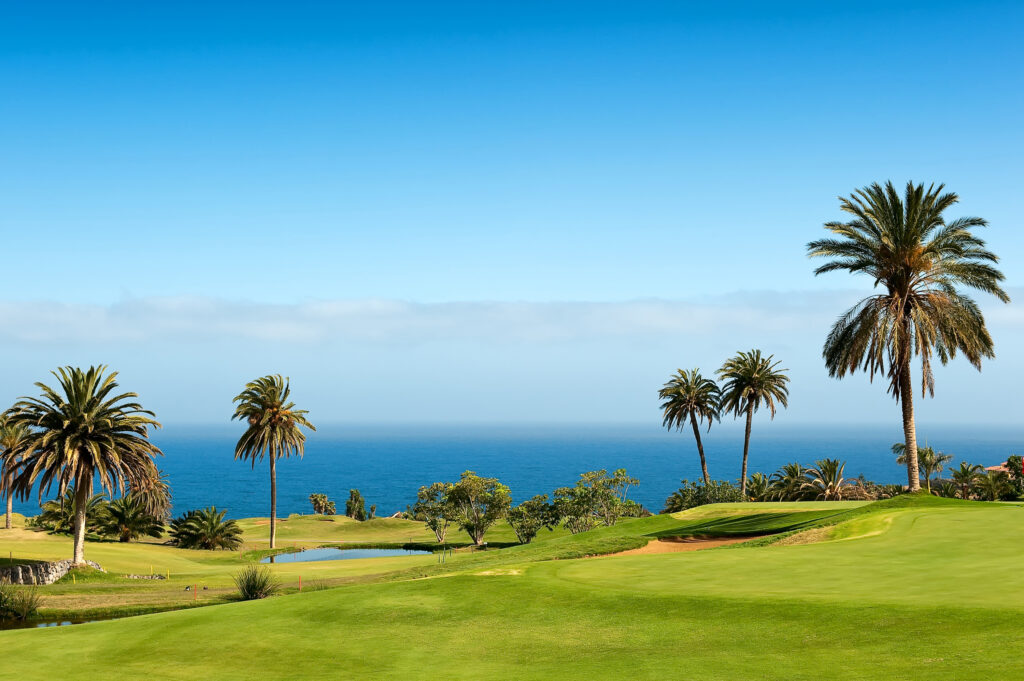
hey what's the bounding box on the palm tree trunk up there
[269,454,277,549]
[740,404,753,496]
[72,476,91,565]
[5,494,12,529]
[898,361,921,492]
[689,413,711,484]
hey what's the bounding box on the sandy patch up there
[610,536,754,556]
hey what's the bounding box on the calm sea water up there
[11,423,1022,519]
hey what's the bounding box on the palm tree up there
[659,369,721,483]
[951,462,983,500]
[3,366,162,564]
[808,182,1009,492]
[801,458,850,500]
[974,470,1011,502]
[0,417,31,529]
[770,462,807,501]
[718,350,790,496]
[98,495,164,542]
[746,472,771,502]
[168,507,243,550]
[232,375,315,549]
[892,443,953,494]
[35,489,109,534]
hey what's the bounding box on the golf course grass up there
[3,495,1023,679]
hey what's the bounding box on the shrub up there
[233,565,280,600]
[662,479,744,513]
[97,495,165,542]
[309,493,336,516]
[169,507,243,550]
[0,580,42,621]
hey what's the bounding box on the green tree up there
[506,494,559,544]
[34,489,109,535]
[769,462,807,501]
[950,462,983,500]
[98,495,164,543]
[412,482,455,542]
[974,470,1011,502]
[659,369,721,483]
[447,471,511,546]
[169,507,243,550]
[892,443,953,494]
[661,479,744,513]
[309,493,335,515]
[0,417,31,530]
[345,489,366,521]
[801,459,850,501]
[3,366,162,564]
[232,375,315,549]
[808,182,1008,491]
[718,350,790,496]
[745,472,771,501]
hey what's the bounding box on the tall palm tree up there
[808,182,1008,492]
[232,375,315,549]
[659,369,721,483]
[0,417,31,529]
[950,462,983,500]
[3,366,162,564]
[892,443,953,494]
[718,350,790,496]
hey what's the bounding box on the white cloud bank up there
[0,290,905,345]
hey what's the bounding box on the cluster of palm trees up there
[933,460,1017,502]
[660,349,790,495]
[0,366,315,564]
[744,459,867,502]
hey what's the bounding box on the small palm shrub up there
[98,495,164,542]
[0,581,43,621]
[662,479,744,513]
[34,490,108,534]
[234,565,280,600]
[169,507,243,550]
[745,473,771,501]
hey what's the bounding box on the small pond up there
[261,547,430,564]
[1,615,119,631]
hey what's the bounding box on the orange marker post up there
[298,575,302,591]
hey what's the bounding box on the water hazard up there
[260,547,430,564]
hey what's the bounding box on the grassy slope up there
[4,497,1024,679]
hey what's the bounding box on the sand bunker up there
[611,536,754,556]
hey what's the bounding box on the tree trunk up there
[5,494,11,530]
[740,404,753,496]
[899,361,921,492]
[72,476,91,565]
[269,454,277,549]
[689,413,711,484]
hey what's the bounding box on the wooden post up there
[298,575,302,591]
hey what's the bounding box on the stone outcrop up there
[0,559,104,585]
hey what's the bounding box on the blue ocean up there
[11,423,1022,519]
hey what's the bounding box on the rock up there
[0,559,104,585]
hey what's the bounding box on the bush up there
[662,479,744,513]
[0,580,42,621]
[169,507,243,550]
[309,493,336,516]
[233,564,280,600]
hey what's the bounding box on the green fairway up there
[3,497,1024,679]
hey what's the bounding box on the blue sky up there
[0,1,1021,425]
